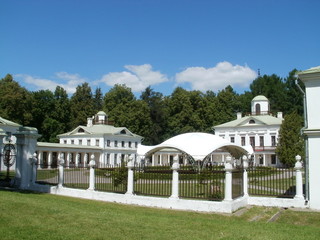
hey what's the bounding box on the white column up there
[170,155,180,199]
[30,153,37,184]
[294,155,304,200]
[58,153,64,188]
[159,154,162,166]
[66,152,70,168]
[88,154,96,191]
[242,155,249,197]
[75,152,79,167]
[47,151,52,169]
[126,157,134,195]
[263,153,266,166]
[152,155,155,166]
[224,156,233,201]
[37,151,42,169]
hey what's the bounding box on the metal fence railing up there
[95,163,127,194]
[134,164,172,197]
[63,166,89,189]
[179,166,225,201]
[35,164,58,186]
[248,166,297,197]
[232,167,244,199]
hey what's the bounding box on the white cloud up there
[175,61,257,91]
[100,64,168,92]
[16,72,86,94]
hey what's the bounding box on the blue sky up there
[1,0,319,96]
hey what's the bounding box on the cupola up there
[251,95,269,115]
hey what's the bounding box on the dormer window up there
[78,128,85,133]
[249,120,255,124]
[120,129,126,134]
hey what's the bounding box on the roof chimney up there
[237,112,242,119]
[277,112,283,119]
[87,117,93,127]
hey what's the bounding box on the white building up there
[213,95,283,166]
[36,111,143,167]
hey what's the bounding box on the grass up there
[0,189,320,240]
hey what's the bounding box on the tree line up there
[0,70,304,148]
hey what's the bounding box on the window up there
[96,139,99,146]
[220,135,225,139]
[249,119,255,124]
[271,136,276,146]
[250,136,255,147]
[255,103,261,115]
[79,139,82,145]
[106,154,110,165]
[71,140,74,145]
[259,155,263,165]
[64,140,67,144]
[114,154,118,165]
[135,142,138,148]
[107,140,110,147]
[129,141,132,148]
[78,128,85,133]
[87,139,91,146]
[241,137,245,146]
[271,155,277,165]
[121,141,125,147]
[230,137,235,143]
[115,141,118,147]
[259,136,264,147]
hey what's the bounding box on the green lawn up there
[1,189,320,240]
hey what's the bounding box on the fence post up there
[170,155,180,199]
[224,156,233,201]
[88,154,96,191]
[294,155,304,200]
[242,155,248,197]
[126,157,134,196]
[58,153,65,188]
[29,153,37,185]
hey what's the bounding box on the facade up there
[214,95,283,166]
[51,111,143,166]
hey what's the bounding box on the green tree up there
[284,69,304,115]
[70,83,95,128]
[93,87,103,112]
[215,85,239,124]
[52,86,71,132]
[140,86,168,144]
[0,74,33,125]
[276,111,304,166]
[250,74,287,113]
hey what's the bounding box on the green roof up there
[298,66,320,75]
[252,95,268,101]
[214,115,282,128]
[0,117,21,127]
[58,124,142,138]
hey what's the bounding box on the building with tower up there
[213,95,283,166]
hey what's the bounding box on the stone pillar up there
[242,155,249,197]
[126,157,134,195]
[224,156,233,201]
[58,153,64,188]
[170,155,180,199]
[88,154,96,191]
[294,155,304,200]
[298,67,320,209]
[13,127,40,189]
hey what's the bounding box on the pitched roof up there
[58,124,142,138]
[214,115,282,128]
[252,95,268,101]
[0,116,21,127]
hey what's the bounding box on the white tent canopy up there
[137,132,253,161]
